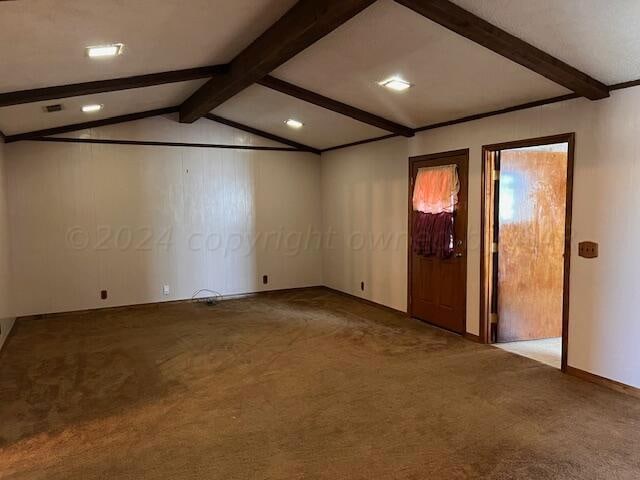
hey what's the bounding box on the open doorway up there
[480,134,574,370]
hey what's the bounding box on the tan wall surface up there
[5,114,323,316]
[321,137,409,312]
[6,87,640,388]
[0,139,15,351]
[322,86,640,389]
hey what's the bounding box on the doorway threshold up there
[496,337,561,369]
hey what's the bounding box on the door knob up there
[454,253,463,258]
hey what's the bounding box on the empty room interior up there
[1,1,640,479]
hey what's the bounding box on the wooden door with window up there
[408,150,468,334]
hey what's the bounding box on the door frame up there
[479,133,575,371]
[407,149,469,334]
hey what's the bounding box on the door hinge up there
[492,169,500,182]
[490,313,499,324]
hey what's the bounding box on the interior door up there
[409,150,468,334]
[496,145,568,342]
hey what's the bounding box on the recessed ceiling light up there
[285,118,304,129]
[82,104,103,113]
[86,43,124,58]
[379,76,412,92]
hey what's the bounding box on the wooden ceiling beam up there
[3,107,179,143]
[258,75,414,137]
[205,114,320,154]
[27,137,304,153]
[4,107,320,154]
[179,0,377,123]
[394,0,610,100]
[321,92,580,152]
[0,65,229,108]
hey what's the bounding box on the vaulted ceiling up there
[1,0,639,151]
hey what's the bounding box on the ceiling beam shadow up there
[258,76,414,137]
[0,65,229,108]
[205,114,320,154]
[3,107,179,143]
[180,0,378,123]
[394,0,609,100]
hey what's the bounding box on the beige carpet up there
[0,288,639,479]
[496,337,562,369]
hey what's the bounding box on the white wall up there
[5,114,323,316]
[322,137,409,311]
[0,139,15,351]
[6,88,640,388]
[321,86,640,389]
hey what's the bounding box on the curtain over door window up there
[412,165,459,258]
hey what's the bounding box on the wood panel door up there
[408,150,468,334]
[496,146,568,342]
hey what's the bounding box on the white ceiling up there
[0,0,296,92]
[1,0,639,147]
[0,81,204,136]
[213,85,388,150]
[452,0,640,85]
[274,0,569,129]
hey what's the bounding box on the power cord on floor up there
[191,289,222,306]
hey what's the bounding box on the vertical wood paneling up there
[321,137,409,311]
[5,118,322,316]
[408,87,640,387]
[322,86,640,388]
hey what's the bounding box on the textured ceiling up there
[0,81,205,136]
[0,0,296,92]
[213,85,388,150]
[451,0,640,85]
[273,0,569,129]
[1,0,639,146]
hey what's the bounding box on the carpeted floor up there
[0,288,639,479]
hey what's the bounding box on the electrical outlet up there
[262,275,268,285]
[578,241,598,258]
[361,281,365,291]
[163,285,170,295]
[100,290,108,300]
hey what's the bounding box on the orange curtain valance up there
[412,165,459,214]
